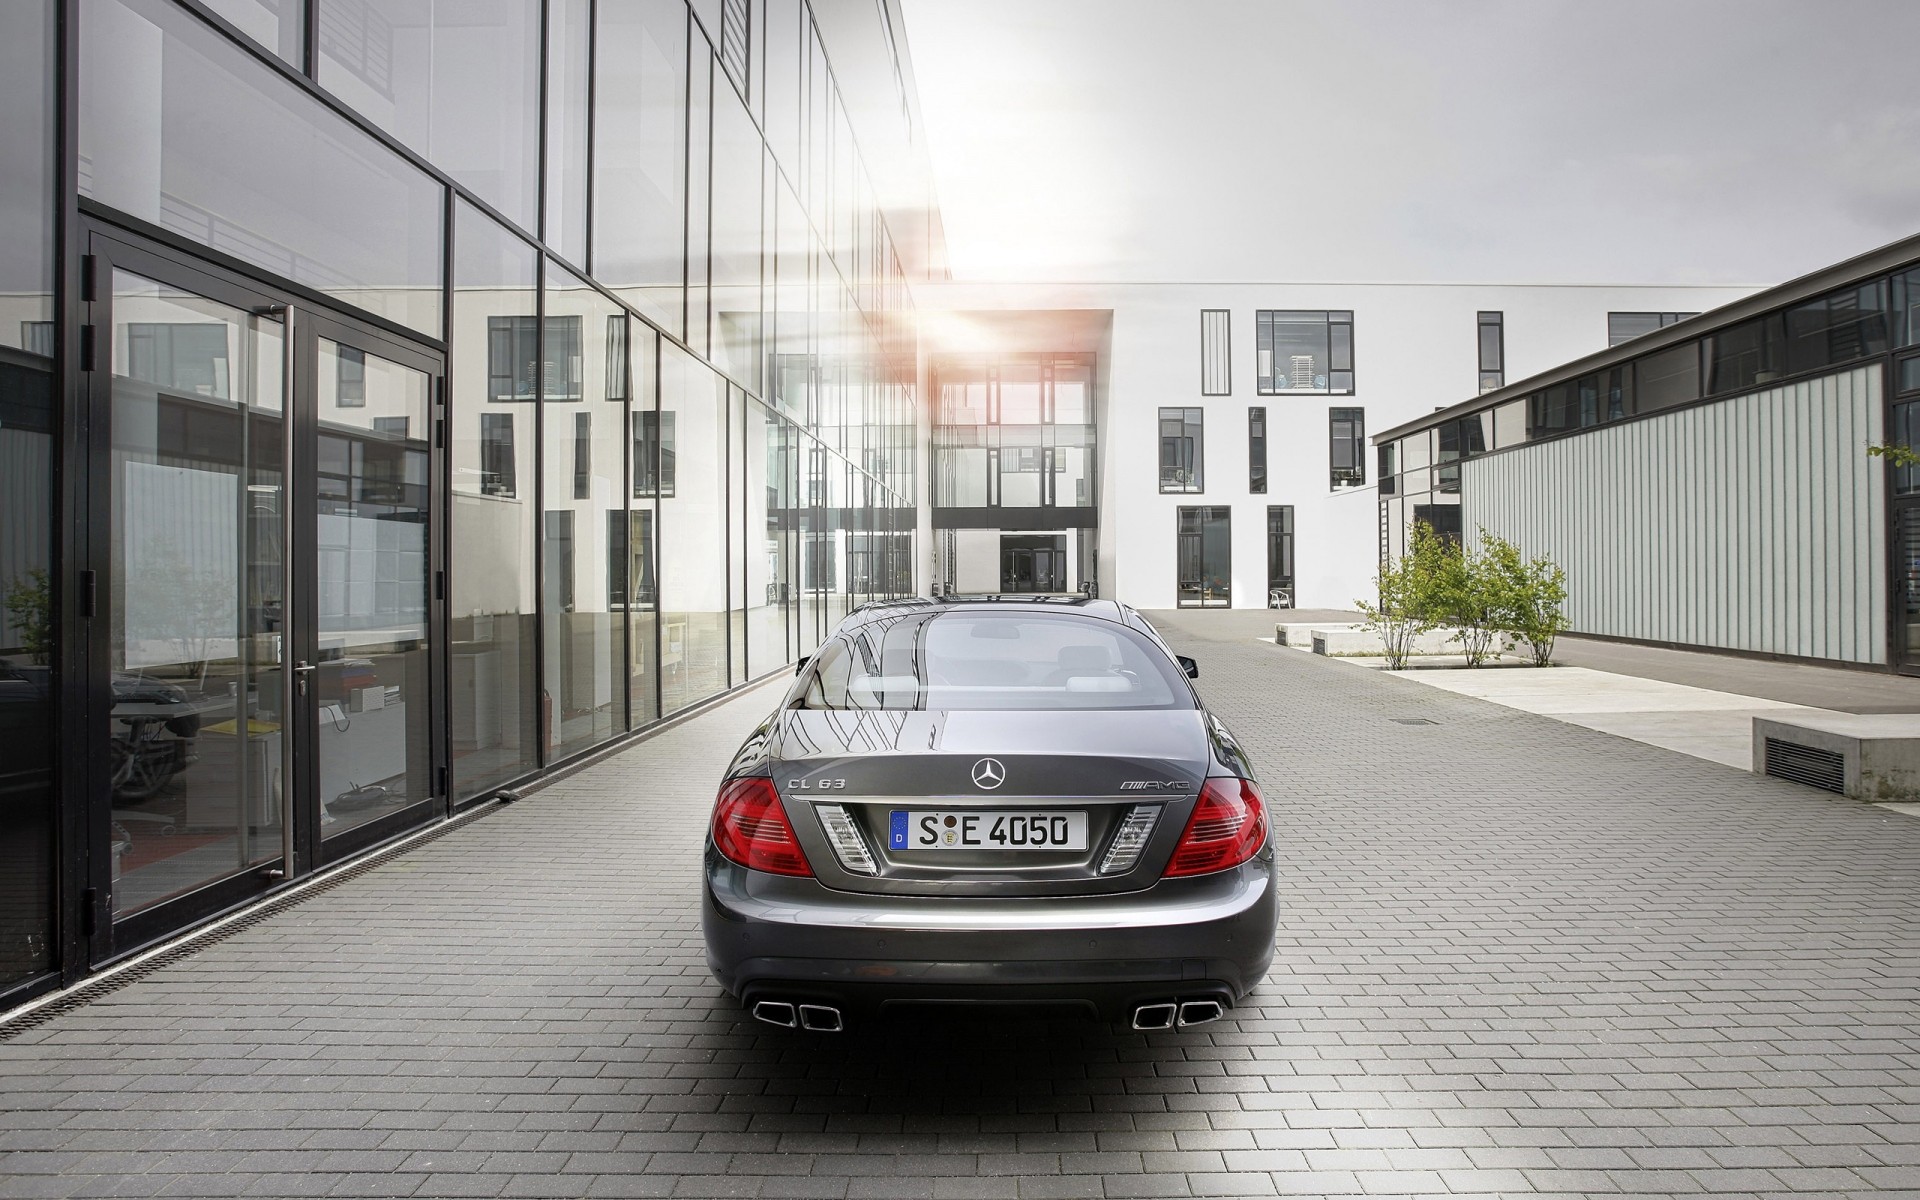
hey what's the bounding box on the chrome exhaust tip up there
[1130,1002,1177,1031]
[797,1004,844,1032]
[1177,1000,1224,1026]
[751,1000,797,1028]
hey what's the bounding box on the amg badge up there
[1119,780,1189,790]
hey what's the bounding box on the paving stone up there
[6,617,1920,1199]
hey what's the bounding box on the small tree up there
[1433,535,1513,668]
[3,568,53,665]
[1356,522,1449,669]
[1480,532,1569,667]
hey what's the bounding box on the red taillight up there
[710,777,813,876]
[1163,777,1267,877]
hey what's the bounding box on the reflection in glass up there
[545,0,591,266]
[0,0,55,988]
[543,266,626,758]
[317,0,540,230]
[712,87,764,390]
[687,49,714,358]
[315,339,432,841]
[81,0,444,336]
[728,385,749,683]
[109,272,285,916]
[594,0,687,337]
[200,0,303,65]
[450,202,539,799]
[751,404,795,677]
[623,328,661,730]
[659,343,729,714]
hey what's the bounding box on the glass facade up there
[10,0,918,1004]
[0,0,57,992]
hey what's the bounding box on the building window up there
[1248,407,1267,494]
[634,410,676,497]
[488,315,582,401]
[1266,506,1294,608]
[1477,311,1503,393]
[335,345,366,407]
[1176,507,1231,608]
[1608,311,1699,347]
[573,411,592,499]
[372,416,409,438]
[1201,309,1231,396]
[1329,407,1365,489]
[21,321,54,358]
[1256,310,1353,394]
[1159,407,1203,493]
[605,314,629,402]
[720,0,750,97]
[479,412,516,497]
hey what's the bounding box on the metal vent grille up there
[1764,738,1844,794]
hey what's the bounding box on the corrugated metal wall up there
[1462,365,1885,665]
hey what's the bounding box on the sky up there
[900,0,1920,287]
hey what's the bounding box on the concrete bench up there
[1309,627,1460,657]
[1275,622,1360,647]
[1754,713,1920,801]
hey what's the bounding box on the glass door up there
[88,229,444,953]
[1176,507,1232,608]
[101,264,290,934]
[301,316,439,862]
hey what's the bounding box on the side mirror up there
[793,655,810,676]
[1176,655,1199,679]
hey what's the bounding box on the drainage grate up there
[1390,717,1438,726]
[1763,738,1845,794]
[0,799,504,1039]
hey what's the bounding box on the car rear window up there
[798,612,1191,711]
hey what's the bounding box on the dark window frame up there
[1477,311,1503,393]
[1248,406,1267,494]
[1255,310,1354,395]
[1329,406,1365,489]
[1158,406,1203,493]
[1201,308,1231,396]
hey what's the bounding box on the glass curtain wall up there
[542,264,628,759]
[1,0,58,990]
[593,0,687,339]
[450,202,540,801]
[659,341,730,714]
[42,0,920,995]
[317,0,542,232]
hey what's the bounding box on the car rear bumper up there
[701,850,1276,1020]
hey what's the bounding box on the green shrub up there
[1479,532,1569,667]
[1355,523,1449,670]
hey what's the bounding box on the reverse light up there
[1163,777,1267,877]
[711,777,813,876]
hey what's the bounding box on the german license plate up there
[889,810,1088,851]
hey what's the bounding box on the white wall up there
[924,279,1757,610]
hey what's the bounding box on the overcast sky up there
[901,0,1920,287]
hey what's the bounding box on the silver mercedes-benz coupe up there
[701,597,1276,1032]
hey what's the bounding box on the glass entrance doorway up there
[90,230,443,953]
[1176,507,1231,608]
[1001,535,1066,593]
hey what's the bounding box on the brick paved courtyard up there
[6,614,1920,1199]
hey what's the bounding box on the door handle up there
[292,659,316,697]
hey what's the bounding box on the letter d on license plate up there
[889,810,1088,851]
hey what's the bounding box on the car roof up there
[838,595,1135,634]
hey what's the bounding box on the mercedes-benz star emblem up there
[971,758,1006,790]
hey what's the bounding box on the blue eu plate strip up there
[889,810,908,850]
